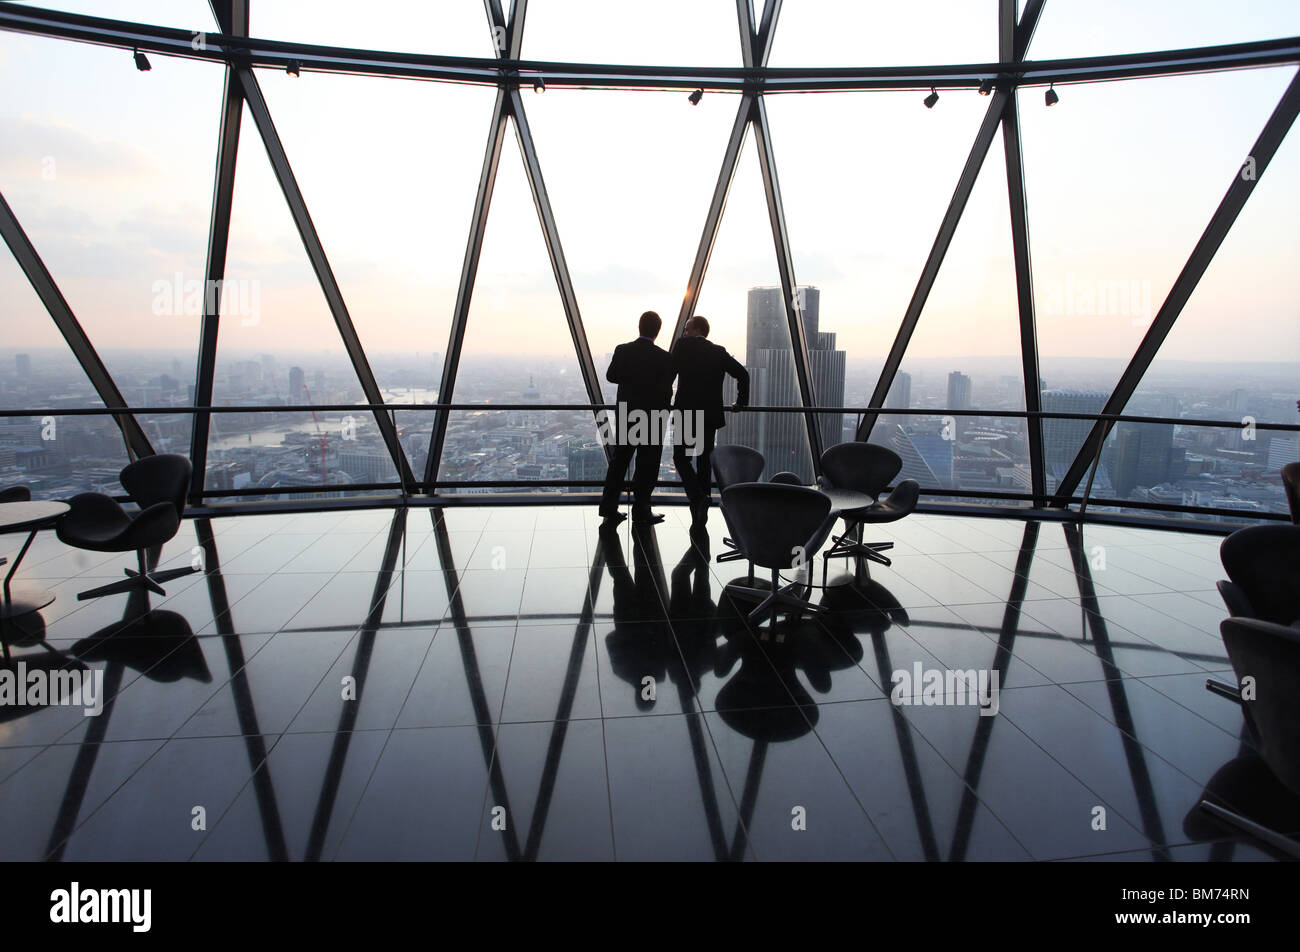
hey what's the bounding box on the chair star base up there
[824,533,894,568]
[726,569,824,627]
[76,552,198,601]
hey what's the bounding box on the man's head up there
[638,311,662,339]
[684,315,710,338]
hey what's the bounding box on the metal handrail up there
[2,403,1296,431]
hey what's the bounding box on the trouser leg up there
[673,443,703,504]
[631,441,662,516]
[696,426,718,502]
[600,443,636,515]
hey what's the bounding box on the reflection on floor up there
[0,504,1293,861]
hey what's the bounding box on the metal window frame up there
[189,0,248,503]
[0,1,1297,516]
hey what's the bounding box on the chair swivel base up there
[727,578,824,627]
[77,563,198,601]
[824,533,894,568]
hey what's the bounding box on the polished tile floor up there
[0,503,1292,861]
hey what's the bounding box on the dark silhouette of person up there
[670,315,749,527]
[599,311,673,526]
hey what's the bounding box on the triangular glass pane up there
[257,68,495,478]
[1030,0,1300,59]
[435,125,610,493]
[205,102,400,498]
[0,241,132,495]
[525,0,741,67]
[523,87,738,402]
[767,88,993,459]
[1101,106,1300,523]
[254,0,498,57]
[865,129,1030,503]
[1021,67,1295,490]
[770,0,997,67]
[0,29,223,465]
[693,132,818,484]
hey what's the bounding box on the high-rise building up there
[15,354,31,378]
[567,440,607,485]
[730,286,846,482]
[289,366,306,404]
[1041,389,1108,491]
[947,371,972,411]
[885,423,953,489]
[886,372,911,411]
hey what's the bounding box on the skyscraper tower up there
[731,286,845,482]
[947,371,972,412]
[289,366,306,404]
[884,371,912,428]
[1041,389,1109,492]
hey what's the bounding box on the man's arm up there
[723,351,749,409]
[606,344,623,384]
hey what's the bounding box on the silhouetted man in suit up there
[599,311,673,526]
[671,315,748,527]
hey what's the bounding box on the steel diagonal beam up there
[190,1,247,503]
[753,95,824,470]
[856,90,1011,440]
[508,88,613,464]
[424,89,511,488]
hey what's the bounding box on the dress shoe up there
[599,511,627,526]
[632,512,665,526]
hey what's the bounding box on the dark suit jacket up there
[670,335,749,430]
[606,337,673,411]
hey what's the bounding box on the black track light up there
[688,88,703,106]
[1045,83,1059,106]
[923,87,939,109]
[978,78,994,96]
[286,59,301,77]
[534,77,545,93]
[133,49,151,71]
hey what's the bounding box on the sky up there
[1,0,1298,392]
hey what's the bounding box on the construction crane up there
[302,383,329,484]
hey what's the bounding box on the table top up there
[0,500,70,533]
[819,487,874,514]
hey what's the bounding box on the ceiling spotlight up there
[978,78,994,96]
[688,88,703,106]
[1045,83,1059,106]
[286,59,301,77]
[533,77,545,93]
[923,87,939,109]
[133,49,151,71]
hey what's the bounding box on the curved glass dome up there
[0,0,1297,527]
